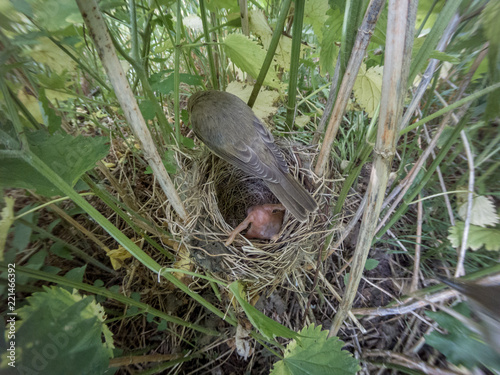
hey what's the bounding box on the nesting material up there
[168,139,340,291]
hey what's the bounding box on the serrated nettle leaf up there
[457,195,499,228]
[304,0,330,42]
[228,281,298,341]
[223,34,281,89]
[319,9,342,76]
[271,324,360,375]
[353,64,383,118]
[16,286,114,375]
[448,222,500,252]
[0,130,109,196]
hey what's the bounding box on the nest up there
[166,138,340,292]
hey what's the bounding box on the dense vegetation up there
[1,0,499,374]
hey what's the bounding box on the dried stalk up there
[314,0,385,177]
[75,0,188,221]
[329,0,416,337]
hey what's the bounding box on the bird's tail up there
[266,173,317,222]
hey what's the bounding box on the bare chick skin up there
[188,90,317,222]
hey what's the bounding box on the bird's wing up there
[252,118,289,174]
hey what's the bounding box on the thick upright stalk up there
[76,0,187,221]
[329,0,415,337]
[314,0,385,177]
[284,0,305,131]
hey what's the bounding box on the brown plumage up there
[188,90,317,222]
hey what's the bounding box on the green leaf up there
[24,0,82,31]
[364,258,379,271]
[151,72,203,95]
[64,265,87,284]
[353,64,383,118]
[319,8,342,76]
[271,324,360,375]
[425,303,500,370]
[0,130,109,196]
[16,286,114,375]
[448,221,500,252]
[145,149,177,175]
[428,50,460,64]
[223,34,281,89]
[205,0,238,12]
[49,242,74,260]
[39,87,62,134]
[304,0,330,42]
[228,281,298,341]
[456,194,499,228]
[139,100,157,121]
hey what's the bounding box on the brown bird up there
[188,90,317,222]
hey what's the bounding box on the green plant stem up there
[247,0,293,108]
[285,0,305,131]
[174,0,182,141]
[82,175,174,260]
[0,262,219,336]
[199,0,218,89]
[376,110,471,240]
[401,82,500,135]
[17,218,115,274]
[14,193,93,220]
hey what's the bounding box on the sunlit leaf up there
[353,64,383,117]
[225,81,279,120]
[456,193,499,228]
[271,324,360,375]
[448,221,500,252]
[223,34,281,89]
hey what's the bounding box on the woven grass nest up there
[168,137,340,292]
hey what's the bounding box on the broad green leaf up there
[0,196,15,259]
[14,286,114,375]
[304,0,330,42]
[319,8,342,76]
[0,131,109,196]
[25,0,82,31]
[448,222,500,252]
[223,34,281,89]
[139,100,157,121]
[271,324,360,375]
[353,64,383,118]
[249,9,298,70]
[425,303,500,370]
[228,281,298,341]
[27,37,77,74]
[429,50,459,64]
[225,81,279,120]
[456,194,499,228]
